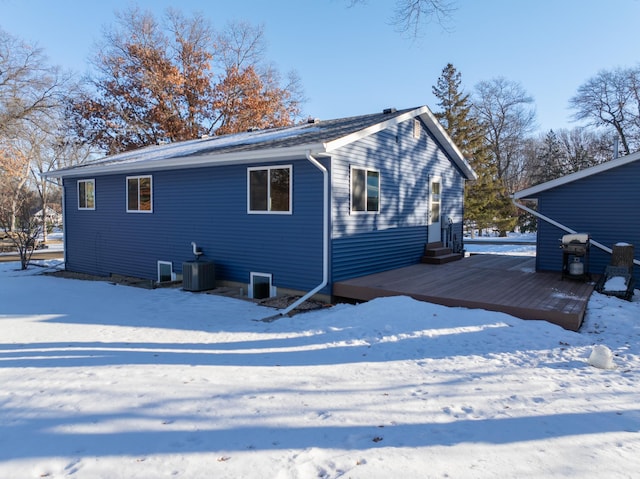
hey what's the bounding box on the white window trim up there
[428,176,442,226]
[77,179,95,210]
[247,165,292,215]
[350,165,381,214]
[126,175,153,213]
[249,272,276,299]
[157,261,175,283]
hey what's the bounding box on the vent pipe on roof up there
[383,107,397,114]
[307,117,320,124]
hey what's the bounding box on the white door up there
[428,177,442,243]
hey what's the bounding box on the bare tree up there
[346,0,456,35]
[0,157,40,270]
[557,127,613,169]
[214,20,268,71]
[1,27,69,244]
[0,28,66,137]
[0,140,31,231]
[391,0,456,35]
[210,21,302,135]
[29,114,93,243]
[472,77,536,193]
[521,127,614,189]
[569,66,640,156]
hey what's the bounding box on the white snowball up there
[588,344,615,369]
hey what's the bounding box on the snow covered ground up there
[1,256,639,478]
[464,232,537,256]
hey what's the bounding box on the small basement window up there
[127,175,153,213]
[157,261,174,283]
[78,179,95,210]
[249,272,274,299]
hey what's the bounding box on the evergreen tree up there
[530,130,565,185]
[432,64,515,236]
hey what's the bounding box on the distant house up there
[47,106,475,304]
[513,150,640,285]
[33,206,62,226]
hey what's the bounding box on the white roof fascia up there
[513,149,640,199]
[323,107,429,152]
[45,143,327,178]
[418,108,477,180]
[323,105,477,181]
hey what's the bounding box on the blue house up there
[513,150,640,285]
[48,106,475,308]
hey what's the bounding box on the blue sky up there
[3,0,640,134]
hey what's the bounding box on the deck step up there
[421,241,462,265]
[424,246,452,257]
[421,253,463,264]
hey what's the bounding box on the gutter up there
[512,198,640,267]
[263,151,329,319]
[44,143,328,179]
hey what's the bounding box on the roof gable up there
[513,149,640,199]
[47,106,476,179]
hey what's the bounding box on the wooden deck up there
[333,255,596,331]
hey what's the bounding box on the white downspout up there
[512,197,640,266]
[273,151,329,317]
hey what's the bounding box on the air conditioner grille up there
[182,261,215,292]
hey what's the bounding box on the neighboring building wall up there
[63,159,325,291]
[535,159,640,284]
[330,119,466,282]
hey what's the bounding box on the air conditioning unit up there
[182,261,215,292]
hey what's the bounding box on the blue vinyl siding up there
[332,226,427,282]
[63,159,325,291]
[535,159,640,284]
[62,115,469,294]
[330,119,466,281]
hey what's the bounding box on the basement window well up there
[157,261,174,283]
[249,272,275,299]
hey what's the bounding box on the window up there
[430,178,441,222]
[127,175,153,212]
[351,166,380,213]
[78,179,95,210]
[248,166,291,214]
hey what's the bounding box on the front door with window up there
[428,177,442,243]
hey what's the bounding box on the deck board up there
[333,255,595,331]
